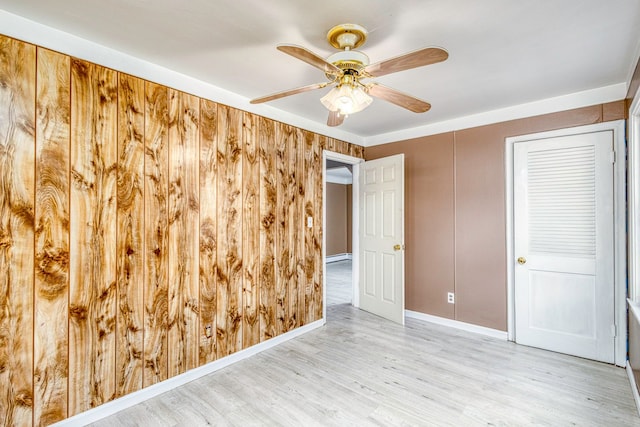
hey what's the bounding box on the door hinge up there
[611,324,617,337]
[611,151,616,163]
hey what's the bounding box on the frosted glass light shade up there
[321,83,372,115]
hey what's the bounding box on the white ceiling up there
[1,0,639,144]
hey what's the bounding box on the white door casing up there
[513,130,615,363]
[322,150,363,322]
[359,154,405,324]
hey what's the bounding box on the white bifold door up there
[359,154,405,324]
[514,130,615,363]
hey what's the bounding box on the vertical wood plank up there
[0,35,35,427]
[116,73,145,396]
[167,89,200,377]
[69,59,118,414]
[242,112,260,348]
[326,137,336,152]
[143,82,169,386]
[336,139,350,156]
[275,123,292,335]
[286,127,299,331]
[258,117,277,342]
[292,129,305,329]
[303,131,316,325]
[33,47,70,426]
[313,135,326,322]
[199,99,217,364]
[216,105,243,358]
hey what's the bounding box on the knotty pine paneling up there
[313,135,326,322]
[303,131,317,324]
[116,73,146,396]
[0,32,365,426]
[286,126,299,331]
[143,81,169,386]
[275,123,293,334]
[295,129,308,328]
[216,105,243,358]
[34,47,70,426]
[0,36,36,427]
[167,89,200,377]
[69,59,119,414]
[242,112,260,348]
[258,117,277,342]
[199,98,218,365]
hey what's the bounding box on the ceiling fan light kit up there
[250,23,448,127]
[320,74,372,116]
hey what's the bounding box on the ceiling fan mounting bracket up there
[327,23,368,50]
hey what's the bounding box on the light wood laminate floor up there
[91,304,639,426]
[326,260,352,306]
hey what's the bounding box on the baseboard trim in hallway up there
[627,361,640,417]
[405,309,508,340]
[53,319,325,427]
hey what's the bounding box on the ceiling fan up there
[250,23,448,127]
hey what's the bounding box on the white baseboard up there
[53,319,325,426]
[326,253,352,263]
[627,361,640,417]
[405,310,508,340]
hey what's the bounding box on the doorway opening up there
[323,151,363,320]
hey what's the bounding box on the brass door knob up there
[394,244,402,251]
[517,257,527,265]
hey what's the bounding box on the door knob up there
[517,257,527,265]
[394,244,403,251]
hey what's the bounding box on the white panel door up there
[514,130,614,363]
[359,154,405,324]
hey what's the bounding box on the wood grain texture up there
[313,135,326,322]
[242,112,260,348]
[286,127,298,331]
[199,99,217,364]
[116,73,145,396]
[295,129,307,328]
[69,59,118,414]
[167,89,200,377]
[33,47,70,426]
[303,131,316,325]
[0,32,352,426]
[275,123,292,335]
[143,82,169,387]
[0,35,36,427]
[216,105,243,358]
[349,143,364,159]
[258,117,277,342]
[326,137,336,152]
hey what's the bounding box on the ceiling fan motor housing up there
[327,50,370,74]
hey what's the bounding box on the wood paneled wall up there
[0,34,363,426]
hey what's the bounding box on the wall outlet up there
[447,292,455,304]
[307,216,313,228]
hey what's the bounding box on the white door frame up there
[629,87,640,304]
[505,120,627,367]
[323,150,365,321]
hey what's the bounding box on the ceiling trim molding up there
[326,170,353,185]
[363,83,627,147]
[0,9,365,146]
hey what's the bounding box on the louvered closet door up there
[514,131,614,363]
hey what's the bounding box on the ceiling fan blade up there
[367,83,431,113]
[277,44,342,75]
[327,110,345,127]
[364,47,448,78]
[250,82,331,104]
